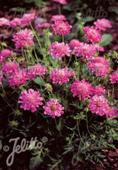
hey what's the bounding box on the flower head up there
[27,64,47,79]
[110,70,118,84]
[87,57,110,77]
[50,67,75,85]
[0,49,13,63]
[70,80,93,100]
[2,61,19,76]
[51,20,72,36]
[43,99,64,118]
[51,15,66,22]
[10,18,21,27]
[21,13,35,27]
[69,39,81,50]
[0,18,9,26]
[52,0,67,5]
[83,26,102,43]
[94,19,112,31]
[49,42,71,59]
[92,85,106,96]
[18,89,43,112]
[13,29,34,49]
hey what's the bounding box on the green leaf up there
[34,77,45,86]
[100,34,113,46]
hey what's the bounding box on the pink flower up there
[2,61,19,76]
[36,22,50,30]
[74,43,97,60]
[52,0,67,5]
[50,67,75,85]
[89,95,117,117]
[8,69,28,87]
[92,86,106,96]
[87,57,110,77]
[0,49,13,62]
[21,13,35,27]
[0,18,9,26]
[83,26,102,43]
[10,18,21,27]
[51,20,72,36]
[49,42,71,59]
[51,15,66,22]
[94,19,112,31]
[13,29,34,49]
[27,64,47,79]
[69,39,81,50]
[18,89,43,112]
[110,70,118,84]
[70,80,93,100]
[43,99,64,118]
[94,44,104,52]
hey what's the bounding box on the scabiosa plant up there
[0,49,13,63]
[83,26,102,43]
[27,64,47,80]
[89,95,117,117]
[8,69,28,87]
[0,17,10,26]
[2,61,19,76]
[43,99,64,118]
[49,42,71,59]
[50,67,75,85]
[18,89,43,112]
[87,57,110,77]
[70,80,93,100]
[94,18,112,31]
[13,29,34,49]
[51,20,72,36]
[110,70,118,84]
[21,13,35,27]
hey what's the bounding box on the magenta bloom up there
[94,19,112,31]
[0,49,13,62]
[83,26,102,43]
[10,18,21,27]
[89,95,117,117]
[21,13,35,27]
[51,15,66,22]
[110,70,118,84]
[52,0,67,5]
[27,64,47,79]
[18,89,43,112]
[43,99,64,118]
[49,42,71,59]
[74,43,97,60]
[36,22,50,30]
[87,57,110,77]
[13,29,34,49]
[50,67,75,85]
[92,86,106,96]
[0,18,9,27]
[70,80,93,100]
[69,39,81,50]
[8,69,28,87]
[2,61,19,76]
[51,20,72,36]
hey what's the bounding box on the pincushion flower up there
[21,13,35,27]
[2,61,19,76]
[10,18,21,27]
[52,0,67,5]
[89,95,117,117]
[27,64,47,79]
[83,26,102,43]
[0,49,13,62]
[51,20,72,36]
[18,89,43,112]
[69,39,81,50]
[92,86,106,96]
[49,42,71,59]
[50,67,75,85]
[74,43,97,60]
[87,57,110,77]
[70,80,93,100]
[110,70,118,84]
[51,15,66,22]
[13,29,34,49]
[43,99,64,118]
[8,69,28,87]
[0,18,10,26]
[94,19,112,31]
[36,22,50,30]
